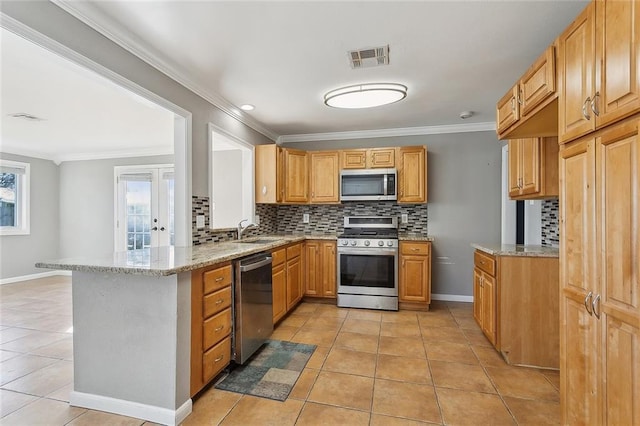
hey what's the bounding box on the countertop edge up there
[471,243,559,258]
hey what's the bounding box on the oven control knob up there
[341,240,348,246]
[378,241,384,247]
[364,240,370,246]
[350,240,357,246]
[387,241,394,247]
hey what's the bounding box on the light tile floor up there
[0,276,560,425]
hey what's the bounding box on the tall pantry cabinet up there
[558,1,640,423]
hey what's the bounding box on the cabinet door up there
[310,151,339,203]
[507,140,522,197]
[481,274,497,346]
[473,268,483,327]
[596,0,640,128]
[596,121,640,425]
[284,149,308,203]
[558,3,596,144]
[399,255,429,303]
[341,150,367,169]
[255,144,277,204]
[520,45,556,116]
[304,242,320,296]
[519,138,541,195]
[286,255,303,310]
[559,137,599,424]
[321,242,336,297]
[272,263,287,324]
[397,146,426,203]
[368,148,395,168]
[497,85,520,134]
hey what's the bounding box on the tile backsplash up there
[192,196,428,244]
[541,198,559,248]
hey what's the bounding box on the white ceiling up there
[0,28,175,164]
[55,0,588,142]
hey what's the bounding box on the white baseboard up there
[70,391,192,426]
[431,293,474,303]
[0,270,72,285]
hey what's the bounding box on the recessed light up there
[239,104,255,111]
[324,83,407,109]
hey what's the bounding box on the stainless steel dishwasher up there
[233,252,273,364]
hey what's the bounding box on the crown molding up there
[51,0,279,142]
[277,121,497,144]
[1,145,174,165]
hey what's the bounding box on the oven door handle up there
[338,248,398,256]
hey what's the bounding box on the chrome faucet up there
[237,219,257,240]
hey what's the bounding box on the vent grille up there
[348,45,389,69]
[8,113,45,121]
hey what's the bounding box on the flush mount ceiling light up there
[239,104,255,111]
[324,83,407,109]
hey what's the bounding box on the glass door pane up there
[124,178,152,250]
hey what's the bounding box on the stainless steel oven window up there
[337,247,398,297]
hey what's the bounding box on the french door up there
[115,165,174,250]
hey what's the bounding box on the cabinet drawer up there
[474,251,496,276]
[400,242,431,256]
[287,244,302,259]
[202,336,231,383]
[203,265,232,294]
[272,248,286,266]
[203,286,232,318]
[203,308,232,350]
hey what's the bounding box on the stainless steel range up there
[337,216,398,311]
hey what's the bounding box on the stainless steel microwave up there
[340,169,397,201]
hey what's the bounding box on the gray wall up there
[1,1,273,198]
[0,153,60,279]
[59,155,173,259]
[286,131,502,297]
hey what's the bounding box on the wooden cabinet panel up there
[472,251,497,346]
[519,137,540,195]
[497,85,520,134]
[341,150,367,169]
[284,149,308,203]
[369,148,395,168]
[255,144,278,203]
[320,242,336,297]
[203,308,232,350]
[202,337,231,383]
[507,140,521,196]
[310,151,339,203]
[304,240,336,298]
[399,241,431,306]
[521,46,556,116]
[473,250,496,276]
[203,264,232,294]
[481,274,497,346]
[203,286,232,318]
[272,263,287,324]
[286,244,303,310]
[596,0,640,129]
[508,137,558,199]
[286,243,302,259]
[304,242,320,296]
[272,248,286,267]
[559,3,597,143]
[397,146,427,203]
[473,268,483,325]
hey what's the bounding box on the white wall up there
[58,155,174,259]
[287,130,503,298]
[212,150,243,228]
[0,153,60,279]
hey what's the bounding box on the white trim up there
[1,13,193,249]
[70,391,192,426]
[0,146,175,165]
[431,293,474,303]
[0,159,30,236]
[277,122,496,144]
[0,270,71,285]
[51,0,279,142]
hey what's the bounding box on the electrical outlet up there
[303,213,310,223]
[196,215,205,229]
[401,213,408,224]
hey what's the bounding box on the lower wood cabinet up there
[472,249,559,369]
[304,240,336,298]
[272,242,304,324]
[399,241,431,309]
[190,262,233,396]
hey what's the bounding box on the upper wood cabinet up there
[508,137,559,199]
[558,0,640,144]
[496,45,558,139]
[304,240,336,298]
[397,146,427,203]
[309,151,339,204]
[255,145,308,203]
[341,148,395,169]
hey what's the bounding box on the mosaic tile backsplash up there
[541,198,559,248]
[192,196,428,245]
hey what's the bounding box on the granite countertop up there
[36,234,338,277]
[471,243,559,258]
[399,233,434,242]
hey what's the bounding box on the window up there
[0,160,30,235]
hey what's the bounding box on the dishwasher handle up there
[239,256,272,272]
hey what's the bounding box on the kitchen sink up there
[237,239,280,244]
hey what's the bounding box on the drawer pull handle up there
[215,299,224,305]
[411,248,419,251]
[584,291,593,315]
[214,355,224,363]
[215,277,224,282]
[215,325,224,332]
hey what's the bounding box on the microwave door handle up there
[383,174,388,196]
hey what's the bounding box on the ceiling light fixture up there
[239,104,255,111]
[324,83,407,109]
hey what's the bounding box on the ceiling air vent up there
[8,113,45,121]
[348,45,390,69]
